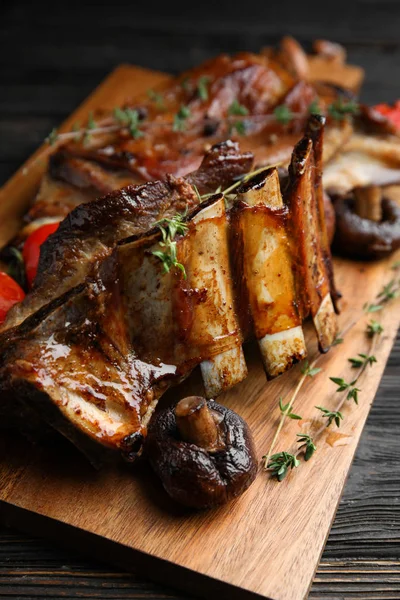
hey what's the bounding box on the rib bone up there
[286,135,338,352]
[189,197,247,398]
[233,168,306,378]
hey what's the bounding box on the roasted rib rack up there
[0,121,338,464]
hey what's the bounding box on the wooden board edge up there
[0,501,270,600]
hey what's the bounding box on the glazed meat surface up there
[0,123,338,464]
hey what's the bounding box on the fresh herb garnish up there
[296,433,317,461]
[173,105,191,132]
[301,360,322,378]
[229,120,248,136]
[377,279,399,302]
[273,104,294,125]
[315,406,344,427]
[329,377,361,404]
[308,99,322,115]
[366,320,384,337]
[87,111,96,130]
[363,302,383,313]
[181,77,190,92]
[348,353,377,369]
[266,452,300,481]
[197,76,210,101]
[279,397,302,420]
[113,107,144,139]
[46,128,58,145]
[328,99,360,121]
[151,211,188,277]
[228,99,249,116]
[147,89,165,110]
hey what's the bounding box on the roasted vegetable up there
[146,396,257,509]
[333,186,400,260]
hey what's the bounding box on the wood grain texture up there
[0,60,400,600]
[1,1,400,598]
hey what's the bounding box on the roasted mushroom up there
[333,185,400,259]
[146,396,257,509]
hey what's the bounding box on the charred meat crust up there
[3,142,253,331]
[305,115,341,311]
[145,401,257,509]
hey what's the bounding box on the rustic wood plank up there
[0,61,399,600]
[1,2,400,598]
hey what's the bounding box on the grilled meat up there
[19,47,356,233]
[3,141,252,331]
[0,124,338,462]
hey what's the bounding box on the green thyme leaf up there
[147,89,165,109]
[151,211,189,277]
[87,111,96,130]
[228,99,249,116]
[197,76,210,101]
[264,451,300,481]
[173,105,191,132]
[273,104,294,125]
[46,128,58,145]
[315,406,344,428]
[366,320,384,337]
[309,99,322,115]
[328,99,360,121]
[301,361,322,378]
[296,433,317,461]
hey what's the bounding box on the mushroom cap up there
[333,195,400,260]
[146,401,257,509]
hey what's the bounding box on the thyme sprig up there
[173,105,191,132]
[279,398,302,420]
[197,76,210,101]
[301,360,322,378]
[228,99,249,116]
[273,104,294,125]
[328,98,360,121]
[329,377,361,404]
[366,319,384,337]
[263,265,398,482]
[266,452,300,481]
[262,357,322,469]
[296,433,317,461]
[42,90,363,158]
[315,406,344,428]
[114,107,144,139]
[348,353,377,369]
[364,279,400,313]
[147,89,165,110]
[151,211,188,277]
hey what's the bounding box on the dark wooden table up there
[1,1,399,598]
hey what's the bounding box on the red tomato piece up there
[0,272,25,324]
[373,101,400,129]
[23,222,59,287]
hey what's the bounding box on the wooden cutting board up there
[0,64,399,600]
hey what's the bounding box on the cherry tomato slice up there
[22,222,59,288]
[0,272,25,324]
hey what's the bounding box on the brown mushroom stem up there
[354,186,382,222]
[175,396,223,452]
